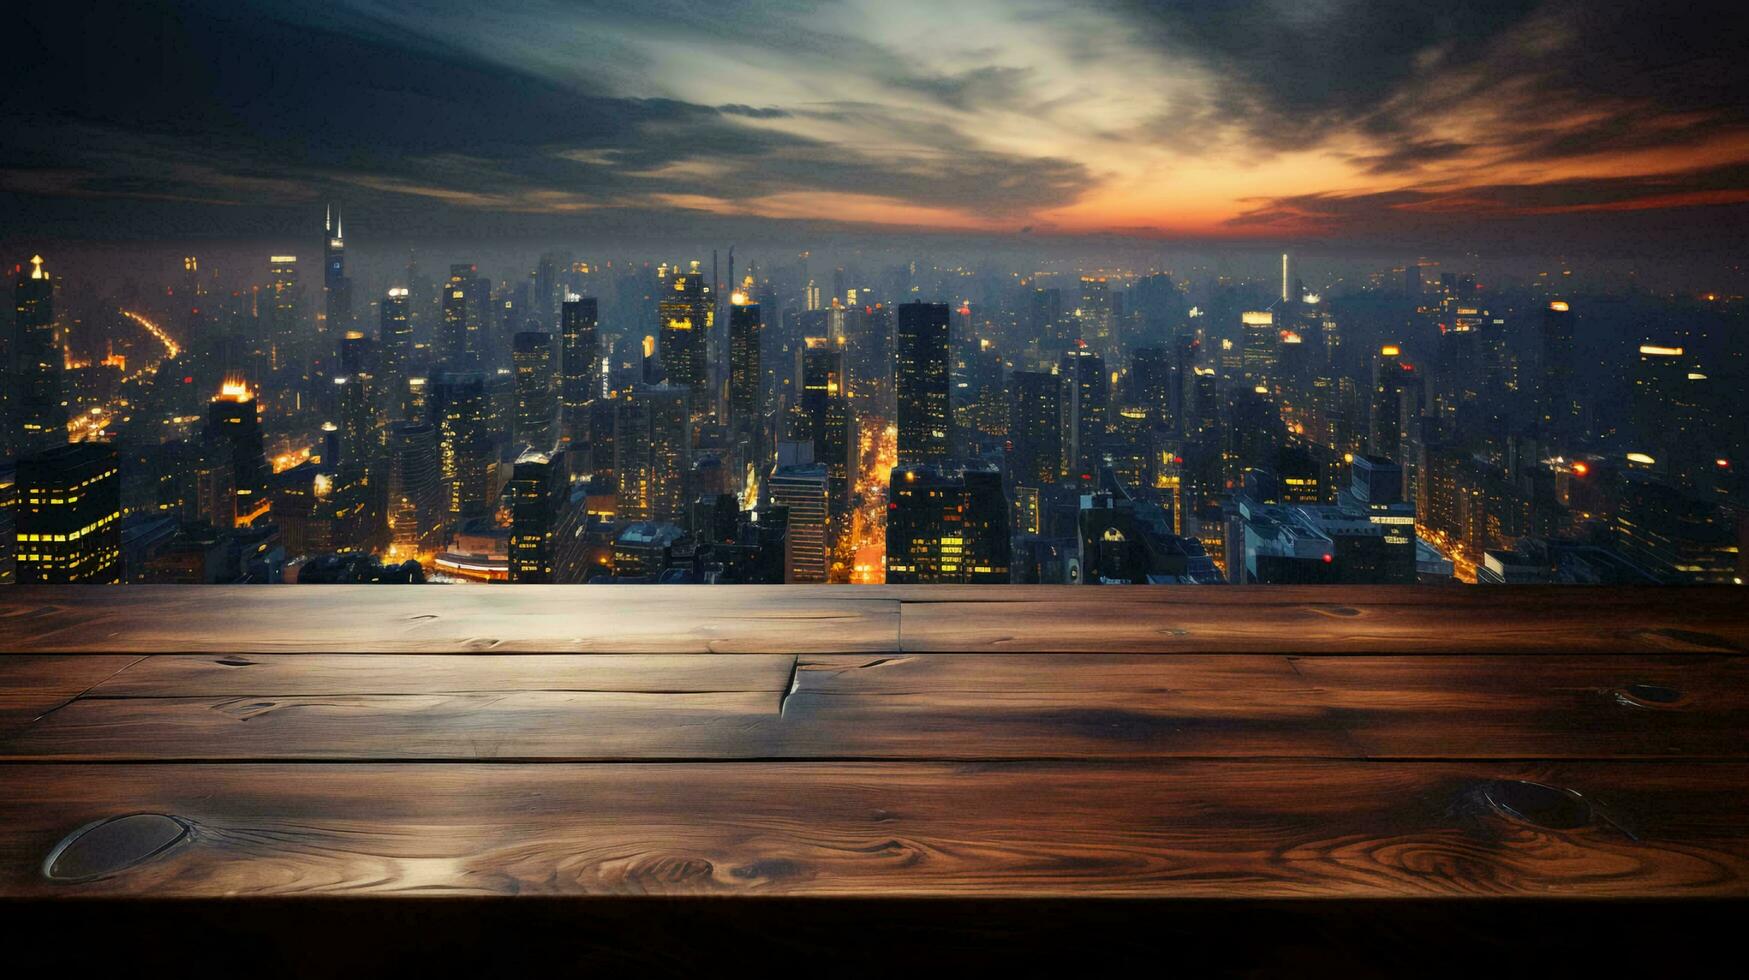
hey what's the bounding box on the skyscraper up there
[432,371,492,521]
[379,288,413,421]
[386,420,444,557]
[1008,370,1063,489]
[1060,344,1108,479]
[267,254,300,372]
[1369,345,1419,466]
[508,449,567,583]
[1241,311,1277,389]
[13,255,65,455]
[728,293,762,433]
[614,384,690,523]
[17,442,122,584]
[796,337,854,514]
[512,330,555,450]
[1077,276,1114,357]
[559,296,598,441]
[322,205,352,335]
[1538,301,1580,443]
[895,301,950,464]
[658,264,712,408]
[442,264,484,369]
[206,379,271,527]
[767,459,830,583]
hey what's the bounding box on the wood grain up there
[1291,654,1749,759]
[0,656,142,736]
[0,686,1351,760]
[895,586,1749,654]
[6,586,1746,655]
[88,653,798,696]
[0,585,899,654]
[9,653,1740,761]
[2,761,1744,898]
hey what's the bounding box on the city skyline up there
[5,1,1749,259]
[4,202,1744,587]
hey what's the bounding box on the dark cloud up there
[1227,161,1749,249]
[1352,139,1472,176]
[1109,0,1749,161]
[1108,0,1543,143]
[4,0,1748,248]
[0,0,1089,236]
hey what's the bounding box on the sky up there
[5,0,1749,254]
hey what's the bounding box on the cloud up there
[4,0,1747,247]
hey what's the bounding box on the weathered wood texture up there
[893,586,1749,653]
[0,585,898,653]
[2,761,1745,898]
[1,587,1746,909]
[5,586,1746,654]
[4,653,1746,761]
[0,655,141,736]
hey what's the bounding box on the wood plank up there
[0,656,142,736]
[2,761,1745,898]
[11,653,1748,760]
[0,585,899,654]
[7,585,1746,656]
[89,654,798,696]
[795,653,1313,694]
[0,686,1351,760]
[896,586,1749,654]
[799,653,1749,758]
[1292,654,1749,759]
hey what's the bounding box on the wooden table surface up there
[2,585,1746,968]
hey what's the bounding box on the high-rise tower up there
[559,296,598,442]
[13,255,65,455]
[322,205,352,335]
[658,264,712,413]
[895,301,951,464]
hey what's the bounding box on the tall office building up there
[614,384,690,523]
[385,420,445,556]
[512,331,556,450]
[1060,344,1109,479]
[442,264,484,369]
[1129,347,1175,427]
[379,288,413,420]
[559,296,598,440]
[1630,342,1690,455]
[267,254,300,372]
[1538,301,1580,442]
[321,205,352,335]
[13,255,65,454]
[1008,370,1063,488]
[896,301,951,463]
[16,443,122,584]
[1241,311,1277,389]
[1030,287,1070,353]
[658,265,712,407]
[206,379,271,527]
[1077,277,1115,357]
[886,462,1011,584]
[728,293,762,433]
[334,368,376,475]
[766,461,830,583]
[796,337,854,513]
[1368,345,1419,466]
[507,449,567,583]
[432,371,492,521]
